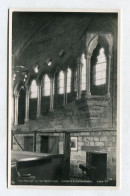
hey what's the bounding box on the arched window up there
[81,53,86,91]
[43,74,50,96]
[67,68,71,93]
[58,71,64,94]
[93,47,107,86]
[30,80,37,98]
[74,69,77,92]
[91,44,107,95]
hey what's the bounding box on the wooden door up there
[40,136,49,153]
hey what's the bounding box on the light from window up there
[81,53,86,91]
[43,74,50,96]
[67,68,71,93]
[58,71,64,94]
[93,48,107,86]
[74,70,77,92]
[30,80,37,98]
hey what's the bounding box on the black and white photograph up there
[8,9,119,187]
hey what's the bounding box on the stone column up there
[107,53,112,96]
[24,90,30,123]
[86,54,91,96]
[50,77,54,111]
[63,132,70,179]
[14,94,19,126]
[63,70,67,105]
[12,96,15,127]
[37,84,42,117]
[76,57,82,99]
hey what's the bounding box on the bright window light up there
[30,80,37,98]
[67,68,71,93]
[58,71,64,94]
[94,48,107,86]
[43,74,50,96]
[81,53,86,90]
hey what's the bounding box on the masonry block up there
[80,132,91,136]
[105,142,113,146]
[93,137,99,141]
[89,141,95,146]
[100,136,108,141]
[95,141,104,146]
[91,132,102,137]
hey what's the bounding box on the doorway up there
[24,136,33,152]
[40,136,59,154]
[18,87,26,124]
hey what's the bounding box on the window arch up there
[81,53,86,91]
[74,69,77,92]
[93,47,107,86]
[42,74,50,96]
[58,71,64,94]
[67,68,72,93]
[30,79,37,98]
[91,44,107,95]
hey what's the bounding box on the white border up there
[7,8,120,190]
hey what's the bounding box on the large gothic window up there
[81,53,86,91]
[67,68,71,93]
[30,80,37,98]
[93,47,107,86]
[58,71,64,94]
[91,44,107,95]
[42,74,50,96]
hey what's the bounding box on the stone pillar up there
[107,53,112,96]
[63,70,67,105]
[12,96,15,127]
[37,84,42,117]
[50,77,54,111]
[14,94,19,126]
[25,90,30,123]
[76,57,82,99]
[86,54,91,96]
[63,132,70,179]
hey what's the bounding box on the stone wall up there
[12,129,116,180]
[70,130,116,180]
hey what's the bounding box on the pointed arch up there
[87,34,110,56]
[86,33,113,95]
[13,81,26,125]
[30,79,38,98]
[14,81,25,96]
